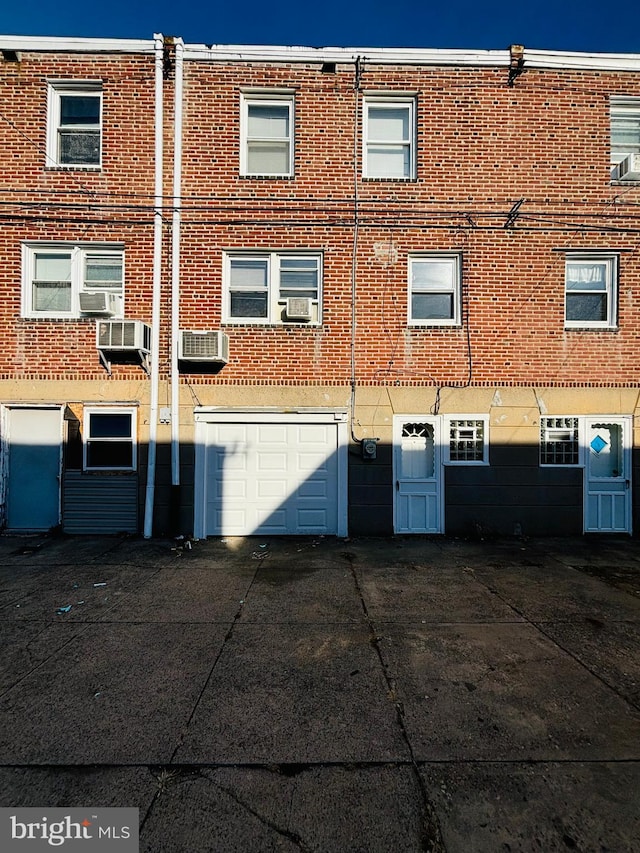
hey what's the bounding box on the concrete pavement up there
[0,532,639,851]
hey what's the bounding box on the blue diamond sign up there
[590,434,608,454]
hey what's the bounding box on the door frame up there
[583,415,632,534]
[392,414,444,534]
[3,404,64,531]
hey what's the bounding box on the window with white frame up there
[241,93,294,177]
[610,96,640,180]
[363,97,415,179]
[83,408,136,472]
[445,417,489,464]
[22,243,124,319]
[224,252,321,324]
[409,255,461,325]
[47,82,102,168]
[540,417,580,466]
[564,254,617,329]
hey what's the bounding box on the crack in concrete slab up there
[460,562,640,715]
[342,551,446,853]
[167,559,264,764]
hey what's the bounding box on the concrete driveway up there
[0,532,639,852]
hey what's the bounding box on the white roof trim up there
[0,35,155,53]
[524,48,640,71]
[183,44,510,66]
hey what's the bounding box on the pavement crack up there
[214,780,313,852]
[167,559,264,764]
[345,554,446,853]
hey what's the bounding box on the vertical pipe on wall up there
[143,33,165,538]
[169,38,184,530]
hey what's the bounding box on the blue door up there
[6,407,62,530]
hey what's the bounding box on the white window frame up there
[363,96,416,180]
[22,242,124,319]
[240,92,294,177]
[444,416,489,465]
[540,416,583,467]
[46,81,102,169]
[610,96,640,179]
[223,251,322,325]
[408,254,461,326]
[83,407,137,472]
[564,254,618,330]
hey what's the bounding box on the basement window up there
[445,417,489,464]
[540,417,580,466]
[83,408,136,472]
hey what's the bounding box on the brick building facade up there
[1,36,639,537]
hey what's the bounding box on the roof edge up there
[0,35,156,53]
[182,44,510,65]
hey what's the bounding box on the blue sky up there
[1,0,638,54]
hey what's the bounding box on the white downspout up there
[143,33,164,538]
[170,39,184,516]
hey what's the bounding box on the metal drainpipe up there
[143,33,164,539]
[170,39,184,530]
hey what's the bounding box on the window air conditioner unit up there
[96,320,151,353]
[179,330,229,363]
[79,291,120,315]
[617,154,640,181]
[285,297,313,321]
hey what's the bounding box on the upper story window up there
[610,96,640,181]
[22,242,124,319]
[445,417,489,465]
[47,81,102,168]
[240,92,294,177]
[223,252,321,324]
[564,254,617,330]
[84,407,137,472]
[408,254,461,326]
[363,96,415,179]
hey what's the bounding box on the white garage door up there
[194,410,348,537]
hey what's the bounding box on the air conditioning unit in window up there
[617,154,640,181]
[79,291,120,315]
[179,330,229,363]
[96,320,151,353]
[285,297,313,321]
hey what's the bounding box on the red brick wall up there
[0,51,160,379]
[2,52,640,386]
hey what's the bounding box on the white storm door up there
[6,406,63,530]
[394,416,443,533]
[584,417,631,533]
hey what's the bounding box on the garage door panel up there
[257,452,288,471]
[298,480,328,498]
[200,416,344,537]
[257,480,288,498]
[258,425,288,443]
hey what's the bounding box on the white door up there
[6,407,63,530]
[195,411,348,538]
[584,417,631,533]
[393,416,443,533]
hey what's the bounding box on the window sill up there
[362,176,416,183]
[240,174,294,180]
[222,321,322,328]
[564,325,618,332]
[408,322,462,329]
[45,164,102,171]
